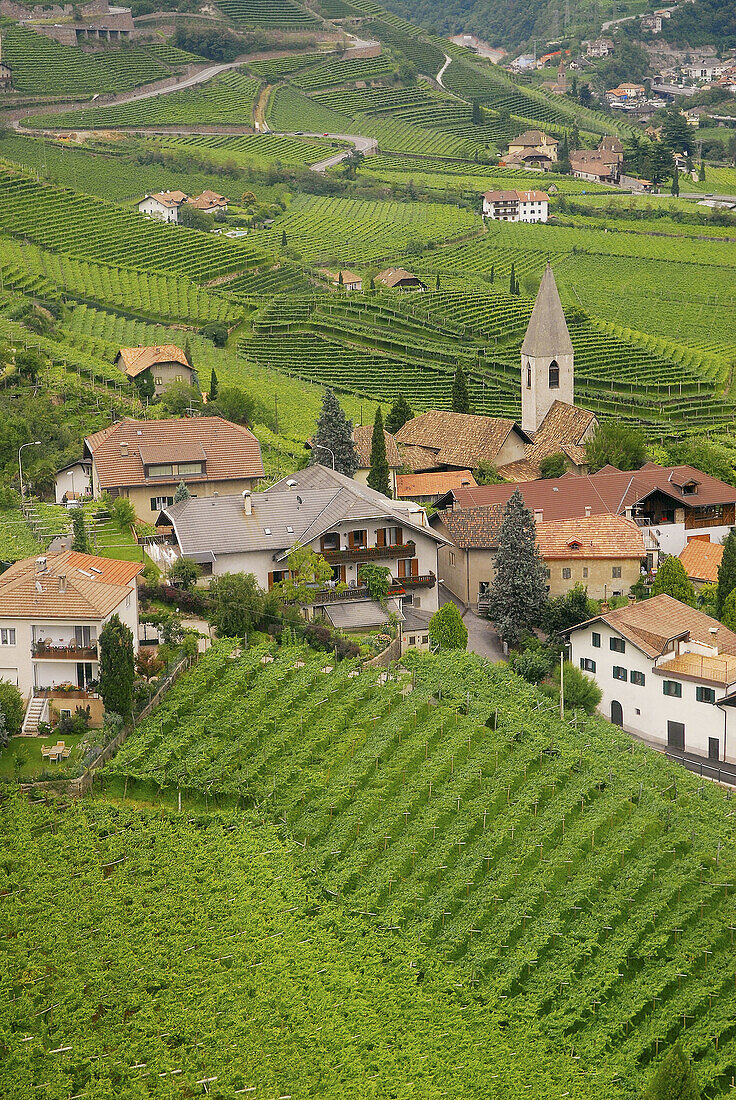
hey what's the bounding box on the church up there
[393,264,598,482]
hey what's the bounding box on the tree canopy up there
[585,423,648,473]
[99,614,135,719]
[428,601,468,650]
[367,406,391,497]
[311,389,359,478]
[651,556,696,606]
[487,490,548,647]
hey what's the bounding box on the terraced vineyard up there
[31,71,262,130]
[159,131,341,168]
[0,169,269,280]
[103,641,736,1095]
[216,0,321,25]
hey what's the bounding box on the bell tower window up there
[549,360,559,388]
[526,364,532,389]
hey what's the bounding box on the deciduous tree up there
[651,555,696,606]
[585,423,647,472]
[209,572,266,637]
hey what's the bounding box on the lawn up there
[0,733,84,780]
[88,514,145,563]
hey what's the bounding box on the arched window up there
[548,360,559,388]
[526,364,532,389]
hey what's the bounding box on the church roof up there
[521,263,574,358]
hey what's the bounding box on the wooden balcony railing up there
[393,573,436,589]
[32,642,98,660]
[321,540,416,565]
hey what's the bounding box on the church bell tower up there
[520,262,574,435]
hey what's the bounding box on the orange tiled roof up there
[396,411,521,470]
[85,416,264,490]
[145,190,188,209]
[0,550,142,619]
[679,538,723,584]
[116,344,191,380]
[396,470,478,498]
[536,513,645,559]
[575,593,736,659]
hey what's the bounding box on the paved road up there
[439,585,505,662]
[436,54,452,89]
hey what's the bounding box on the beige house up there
[433,509,646,609]
[505,130,558,168]
[0,550,142,731]
[84,416,264,525]
[115,344,195,396]
[375,268,427,291]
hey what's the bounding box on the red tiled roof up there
[679,538,723,584]
[85,417,264,490]
[536,513,645,559]
[0,550,142,619]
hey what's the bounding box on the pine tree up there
[452,364,470,414]
[184,338,194,372]
[209,366,218,401]
[717,530,736,618]
[487,490,548,647]
[651,555,695,606]
[367,406,390,496]
[645,1042,700,1100]
[174,481,191,503]
[471,99,482,125]
[699,159,706,181]
[338,270,344,286]
[98,614,135,719]
[311,388,359,477]
[385,394,414,434]
[435,274,440,290]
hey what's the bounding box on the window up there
[610,637,625,653]
[0,627,15,645]
[580,658,596,672]
[449,551,456,566]
[630,670,645,686]
[321,532,340,552]
[60,709,72,720]
[151,496,174,512]
[612,566,622,579]
[562,568,571,580]
[148,464,174,478]
[592,632,601,648]
[663,680,682,698]
[349,529,367,548]
[407,636,415,646]
[422,635,428,645]
[155,376,163,385]
[582,567,588,578]
[613,666,627,681]
[696,685,716,704]
[526,364,532,389]
[176,462,203,476]
[548,360,559,388]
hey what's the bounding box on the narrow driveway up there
[439,585,505,662]
[436,54,451,88]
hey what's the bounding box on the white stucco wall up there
[570,621,729,762]
[138,197,178,223]
[55,464,91,504]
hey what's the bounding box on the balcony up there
[393,573,436,590]
[321,540,416,565]
[32,641,98,660]
[35,687,99,700]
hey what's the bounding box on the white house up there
[137,190,188,223]
[158,464,447,629]
[0,550,142,731]
[55,459,93,505]
[482,189,549,223]
[568,594,736,766]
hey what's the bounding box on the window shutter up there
[348,531,355,548]
[377,528,385,547]
[268,572,274,589]
[340,565,347,583]
[411,558,419,577]
[396,527,403,546]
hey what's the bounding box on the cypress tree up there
[367,406,390,496]
[311,388,359,477]
[209,366,218,401]
[699,159,706,182]
[644,1042,700,1100]
[338,270,344,286]
[98,614,135,719]
[452,364,470,414]
[71,508,89,554]
[436,274,440,290]
[671,166,680,197]
[184,338,194,372]
[487,489,548,647]
[385,394,414,434]
[717,530,736,618]
[281,229,287,248]
[510,262,518,295]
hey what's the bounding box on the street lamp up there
[18,440,41,505]
[312,444,335,470]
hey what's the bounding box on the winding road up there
[436,54,452,89]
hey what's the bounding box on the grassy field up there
[0,733,84,779]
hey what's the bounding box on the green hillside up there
[99,640,736,1095]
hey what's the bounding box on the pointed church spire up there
[521,263,573,358]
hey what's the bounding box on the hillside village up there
[0,0,735,1095]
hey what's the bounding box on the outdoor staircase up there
[22,695,49,735]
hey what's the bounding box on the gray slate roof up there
[161,463,446,562]
[521,263,574,358]
[326,600,392,629]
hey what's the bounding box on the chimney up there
[286,479,297,489]
[35,556,47,574]
[584,506,591,518]
[242,489,252,516]
[600,600,610,613]
[58,574,67,594]
[534,509,543,523]
[624,506,633,520]
[120,441,129,457]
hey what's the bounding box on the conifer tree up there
[71,508,89,554]
[385,394,413,434]
[174,481,191,503]
[452,364,470,414]
[338,270,344,286]
[487,490,548,647]
[184,338,194,372]
[367,406,390,496]
[699,160,706,182]
[99,614,135,720]
[209,366,218,401]
[717,530,736,618]
[281,229,287,248]
[644,1042,700,1100]
[651,555,695,605]
[311,389,359,477]
[509,262,518,295]
[671,166,680,196]
[436,274,440,290]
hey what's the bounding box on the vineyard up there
[100,640,736,1094]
